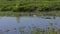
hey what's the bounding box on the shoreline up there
[0,11,59,16]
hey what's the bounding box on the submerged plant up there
[11,22,60,34]
[0,30,4,34]
[4,29,10,32]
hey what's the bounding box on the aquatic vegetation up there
[0,30,4,34]
[18,22,60,34]
[14,28,17,32]
[14,28,16,30]
[0,22,59,34]
[4,29,10,32]
[19,26,26,34]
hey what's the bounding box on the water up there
[0,16,60,34]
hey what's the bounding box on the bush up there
[1,5,12,11]
[13,6,38,12]
[27,6,38,12]
[13,7,26,12]
[39,6,60,12]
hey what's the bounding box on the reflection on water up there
[0,16,60,34]
[16,16,20,23]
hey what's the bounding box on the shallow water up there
[0,16,60,34]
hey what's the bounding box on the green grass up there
[0,11,60,16]
[0,0,60,16]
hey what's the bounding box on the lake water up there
[0,16,60,34]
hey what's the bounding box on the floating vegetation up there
[49,21,53,26]
[4,29,10,32]
[14,28,16,30]
[0,22,59,34]
[0,30,4,34]
[14,28,17,32]
[17,22,60,34]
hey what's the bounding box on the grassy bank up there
[0,11,60,16]
[0,0,60,16]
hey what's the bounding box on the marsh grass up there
[0,0,60,16]
[0,11,60,16]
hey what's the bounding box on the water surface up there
[0,16,60,34]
